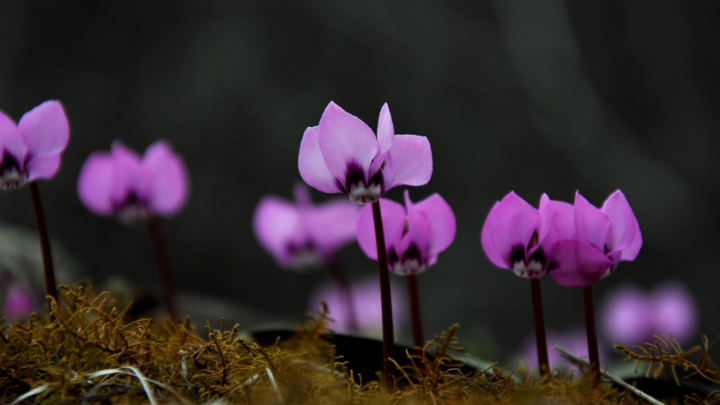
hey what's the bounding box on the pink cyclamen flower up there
[601,282,697,346]
[4,283,34,319]
[309,276,407,335]
[356,190,455,275]
[481,192,558,279]
[299,102,432,204]
[0,101,69,189]
[77,140,189,224]
[253,184,360,270]
[548,190,642,287]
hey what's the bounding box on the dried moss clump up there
[1,285,648,404]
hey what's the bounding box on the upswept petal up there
[480,202,507,269]
[143,141,190,216]
[405,193,430,256]
[18,101,69,158]
[621,223,643,261]
[600,285,652,345]
[573,192,610,251]
[411,191,456,256]
[547,199,575,240]
[253,196,300,267]
[384,135,432,189]
[485,192,539,268]
[306,198,360,255]
[77,153,116,215]
[26,154,61,180]
[298,126,341,193]
[601,190,639,254]
[369,103,395,175]
[110,142,144,205]
[318,102,378,183]
[654,282,698,344]
[537,194,555,245]
[549,239,613,287]
[356,198,406,260]
[0,111,28,165]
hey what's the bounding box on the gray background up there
[1,1,718,363]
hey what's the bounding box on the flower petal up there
[299,126,342,193]
[318,102,379,184]
[600,285,653,346]
[369,103,395,175]
[411,191,456,256]
[574,192,610,251]
[304,198,360,256]
[110,142,144,205]
[253,196,300,267]
[405,191,430,256]
[18,101,69,158]
[77,152,116,215]
[480,201,507,268]
[142,141,190,216]
[384,135,432,189]
[547,198,575,240]
[653,282,698,344]
[601,190,640,255]
[26,153,61,181]
[482,192,539,269]
[356,198,406,260]
[0,110,28,167]
[549,239,613,287]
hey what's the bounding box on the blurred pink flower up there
[253,184,359,270]
[601,282,698,346]
[308,276,407,335]
[77,140,189,224]
[520,330,606,372]
[299,102,432,204]
[357,190,455,275]
[549,190,642,288]
[4,283,34,319]
[0,101,70,189]
[480,192,557,279]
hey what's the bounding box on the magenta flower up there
[480,191,559,279]
[3,283,34,319]
[601,282,698,346]
[77,140,190,224]
[548,190,642,287]
[0,101,69,189]
[308,276,407,335]
[356,190,455,275]
[253,184,360,270]
[298,102,432,204]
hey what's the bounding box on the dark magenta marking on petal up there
[368,169,384,194]
[388,247,399,266]
[403,244,422,262]
[343,160,365,193]
[1,152,22,173]
[509,245,525,266]
[528,246,546,267]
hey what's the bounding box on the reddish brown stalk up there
[407,274,424,348]
[530,277,549,376]
[29,182,58,305]
[328,255,358,332]
[371,201,395,389]
[584,285,601,386]
[147,217,178,322]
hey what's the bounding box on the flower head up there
[3,283,34,319]
[0,101,70,189]
[480,192,558,279]
[601,282,697,346]
[357,190,455,275]
[548,190,642,287]
[308,276,407,336]
[299,102,432,204]
[253,184,360,270]
[77,140,189,224]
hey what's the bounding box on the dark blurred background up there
[1,1,718,364]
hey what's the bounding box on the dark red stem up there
[29,182,58,306]
[371,201,395,389]
[584,285,601,385]
[147,217,178,322]
[408,274,424,348]
[531,277,549,376]
[328,255,358,332]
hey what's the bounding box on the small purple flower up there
[601,282,698,346]
[480,192,558,279]
[520,330,606,372]
[77,140,189,224]
[309,276,407,335]
[356,190,455,275]
[253,184,360,270]
[548,190,642,287]
[4,283,34,319]
[0,101,70,189]
[299,102,432,204]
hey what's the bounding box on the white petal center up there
[512,260,546,279]
[0,166,28,190]
[348,182,381,204]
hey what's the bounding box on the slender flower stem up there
[29,182,58,305]
[147,217,178,322]
[328,255,358,332]
[371,201,395,389]
[584,285,601,386]
[407,274,424,348]
[530,278,549,376]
